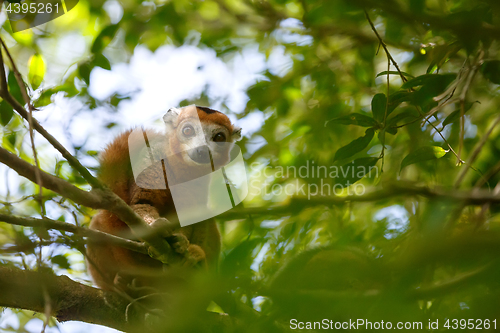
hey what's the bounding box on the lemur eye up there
[213,133,226,143]
[182,125,195,137]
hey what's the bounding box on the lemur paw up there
[113,272,129,290]
[150,217,177,237]
[183,244,207,268]
[166,233,189,254]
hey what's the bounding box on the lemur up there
[87,105,242,291]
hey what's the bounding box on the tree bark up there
[0,266,129,332]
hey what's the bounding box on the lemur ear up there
[163,107,181,131]
[232,126,242,141]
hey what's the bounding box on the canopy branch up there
[0,213,148,254]
[0,266,129,331]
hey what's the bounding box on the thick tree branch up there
[0,214,148,254]
[0,266,129,331]
[219,183,500,219]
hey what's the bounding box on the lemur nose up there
[188,145,211,164]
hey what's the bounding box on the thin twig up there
[364,10,407,83]
[457,50,484,164]
[454,114,500,188]
[41,285,51,333]
[394,116,422,128]
[0,40,100,190]
[0,193,46,205]
[474,160,500,189]
[364,10,465,164]
[0,38,33,111]
[364,10,398,170]
[422,97,460,124]
[0,39,47,217]
[416,106,464,164]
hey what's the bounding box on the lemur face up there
[163,105,242,169]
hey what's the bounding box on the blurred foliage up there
[2,0,500,332]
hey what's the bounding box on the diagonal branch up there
[0,147,175,259]
[0,213,148,254]
[454,114,500,188]
[0,43,101,190]
[0,147,103,208]
[0,41,175,261]
[364,10,407,83]
[0,38,45,217]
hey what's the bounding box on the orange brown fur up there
[87,107,238,291]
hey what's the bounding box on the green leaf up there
[376,71,414,79]
[385,90,414,116]
[401,74,455,89]
[28,54,45,90]
[334,157,379,187]
[327,113,378,127]
[388,91,413,105]
[35,84,79,108]
[442,110,460,128]
[7,71,23,105]
[386,109,420,127]
[426,42,461,74]
[91,24,120,54]
[0,100,14,126]
[220,238,263,276]
[481,60,500,85]
[3,132,17,151]
[78,61,92,85]
[92,54,111,71]
[386,127,398,135]
[442,109,463,128]
[442,102,478,128]
[50,254,71,269]
[334,128,375,162]
[378,128,386,145]
[371,93,387,122]
[247,80,279,110]
[400,146,448,172]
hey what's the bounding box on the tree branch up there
[0,146,175,259]
[454,114,500,188]
[218,183,500,220]
[0,214,148,254]
[0,266,129,331]
[0,147,103,208]
[0,43,101,190]
[359,0,500,41]
[0,41,175,260]
[364,10,407,83]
